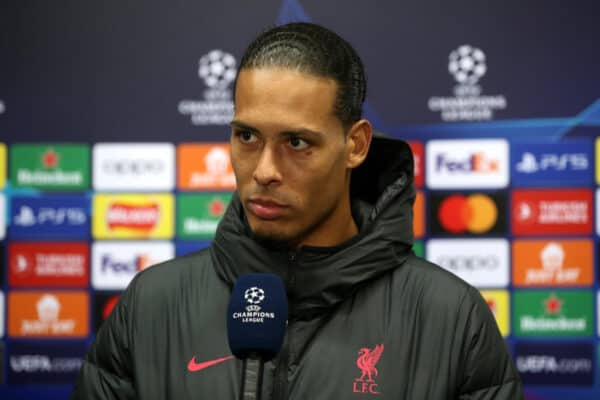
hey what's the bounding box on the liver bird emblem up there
[356,344,384,382]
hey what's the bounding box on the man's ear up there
[346,119,373,169]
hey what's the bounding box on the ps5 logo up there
[14,206,87,226]
[516,152,588,173]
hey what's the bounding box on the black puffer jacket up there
[72,137,523,399]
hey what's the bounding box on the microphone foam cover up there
[227,273,288,360]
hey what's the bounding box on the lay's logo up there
[107,202,160,231]
[93,194,173,239]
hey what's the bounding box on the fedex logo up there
[101,254,147,273]
[426,139,508,189]
[92,241,173,289]
[435,152,499,173]
[9,196,90,239]
[511,141,593,187]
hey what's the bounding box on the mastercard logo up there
[438,194,498,234]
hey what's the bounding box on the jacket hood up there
[211,136,416,319]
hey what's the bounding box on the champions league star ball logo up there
[427,44,507,121]
[232,286,275,323]
[178,49,237,125]
[448,45,487,85]
[244,287,265,311]
[198,50,237,89]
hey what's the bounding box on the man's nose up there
[253,145,282,186]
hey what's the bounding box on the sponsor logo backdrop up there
[1,1,600,400]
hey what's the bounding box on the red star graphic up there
[209,199,225,216]
[544,294,563,314]
[42,149,59,168]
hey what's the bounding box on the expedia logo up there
[106,202,159,231]
[429,192,507,236]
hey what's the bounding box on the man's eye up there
[237,131,257,143]
[289,136,309,150]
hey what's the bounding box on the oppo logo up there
[102,159,164,175]
[435,256,499,271]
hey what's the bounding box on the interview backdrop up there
[1,0,600,399]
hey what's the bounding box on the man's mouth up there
[247,198,288,220]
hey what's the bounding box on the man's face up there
[230,68,354,247]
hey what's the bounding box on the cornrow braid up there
[237,22,367,130]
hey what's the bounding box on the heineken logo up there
[177,194,231,239]
[514,291,593,337]
[42,149,59,169]
[209,199,226,216]
[544,294,562,314]
[11,144,89,190]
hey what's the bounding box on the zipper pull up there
[288,252,297,263]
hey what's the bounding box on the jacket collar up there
[211,136,415,320]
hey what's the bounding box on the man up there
[72,22,523,399]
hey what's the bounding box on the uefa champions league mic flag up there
[227,273,288,360]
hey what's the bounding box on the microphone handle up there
[240,357,264,400]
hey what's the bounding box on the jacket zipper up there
[271,251,297,400]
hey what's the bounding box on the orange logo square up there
[413,191,425,238]
[8,291,89,338]
[512,239,593,287]
[177,143,236,190]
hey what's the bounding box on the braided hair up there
[237,22,367,130]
